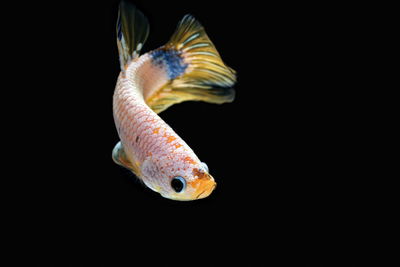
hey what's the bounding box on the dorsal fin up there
[116,0,149,69]
[145,15,236,114]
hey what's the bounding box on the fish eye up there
[171,176,186,193]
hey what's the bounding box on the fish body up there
[112,1,236,201]
[113,54,214,200]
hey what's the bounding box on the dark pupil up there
[171,178,184,192]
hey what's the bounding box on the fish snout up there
[195,179,217,199]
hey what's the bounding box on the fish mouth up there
[196,189,207,199]
[196,182,216,199]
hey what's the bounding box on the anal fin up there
[112,141,141,176]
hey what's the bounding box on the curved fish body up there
[112,1,236,201]
[113,54,214,200]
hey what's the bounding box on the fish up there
[112,0,236,201]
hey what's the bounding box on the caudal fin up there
[145,15,236,114]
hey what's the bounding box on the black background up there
[8,0,364,264]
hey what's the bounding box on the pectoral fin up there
[112,141,141,176]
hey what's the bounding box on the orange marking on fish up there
[188,178,202,188]
[192,168,208,180]
[153,127,160,134]
[167,136,176,143]
[184,156,196,165]
[188,173,211,189]
[175,143,182,149]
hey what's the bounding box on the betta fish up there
[112,1,236,200]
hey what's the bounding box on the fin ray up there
[146,15,236,114]
[117,1,150,69]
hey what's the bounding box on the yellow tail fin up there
[146,15,236,114]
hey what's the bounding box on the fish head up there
[142,157,216,201]
[165,166,217,201]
